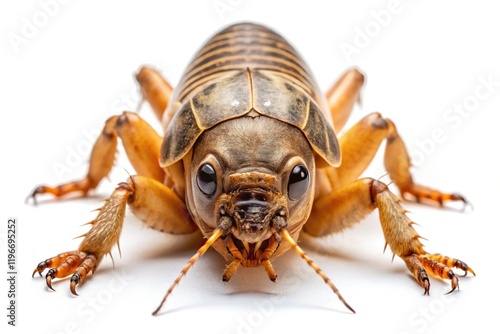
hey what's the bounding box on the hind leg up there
[325,68,365,133]
[135,66,173,122]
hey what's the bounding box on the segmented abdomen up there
[175,22,319,103]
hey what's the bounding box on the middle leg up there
[323,112,468,207]
[29,65,175,202]
[29,112,166,201]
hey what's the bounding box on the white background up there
[1,0,499,333]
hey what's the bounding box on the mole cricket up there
[29,22,474,315]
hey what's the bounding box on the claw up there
[25,186,43,205]
[455,260,475,277]
[446,275,459,294]
[414,263,430,295]
[70,274,80,296]
[450,193,473,212]
[33,251,98,296]
[46,269,56,291]
[402,185,472,210]
[434,255,476,277]
[32,261,47,277]
[422,277,430,295]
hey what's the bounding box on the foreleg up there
[33,175,197,293]
[305,178,474,293]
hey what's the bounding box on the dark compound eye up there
[288,164,309,200]
[197,163,217,196]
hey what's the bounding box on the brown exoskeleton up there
[29,22,474,315]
